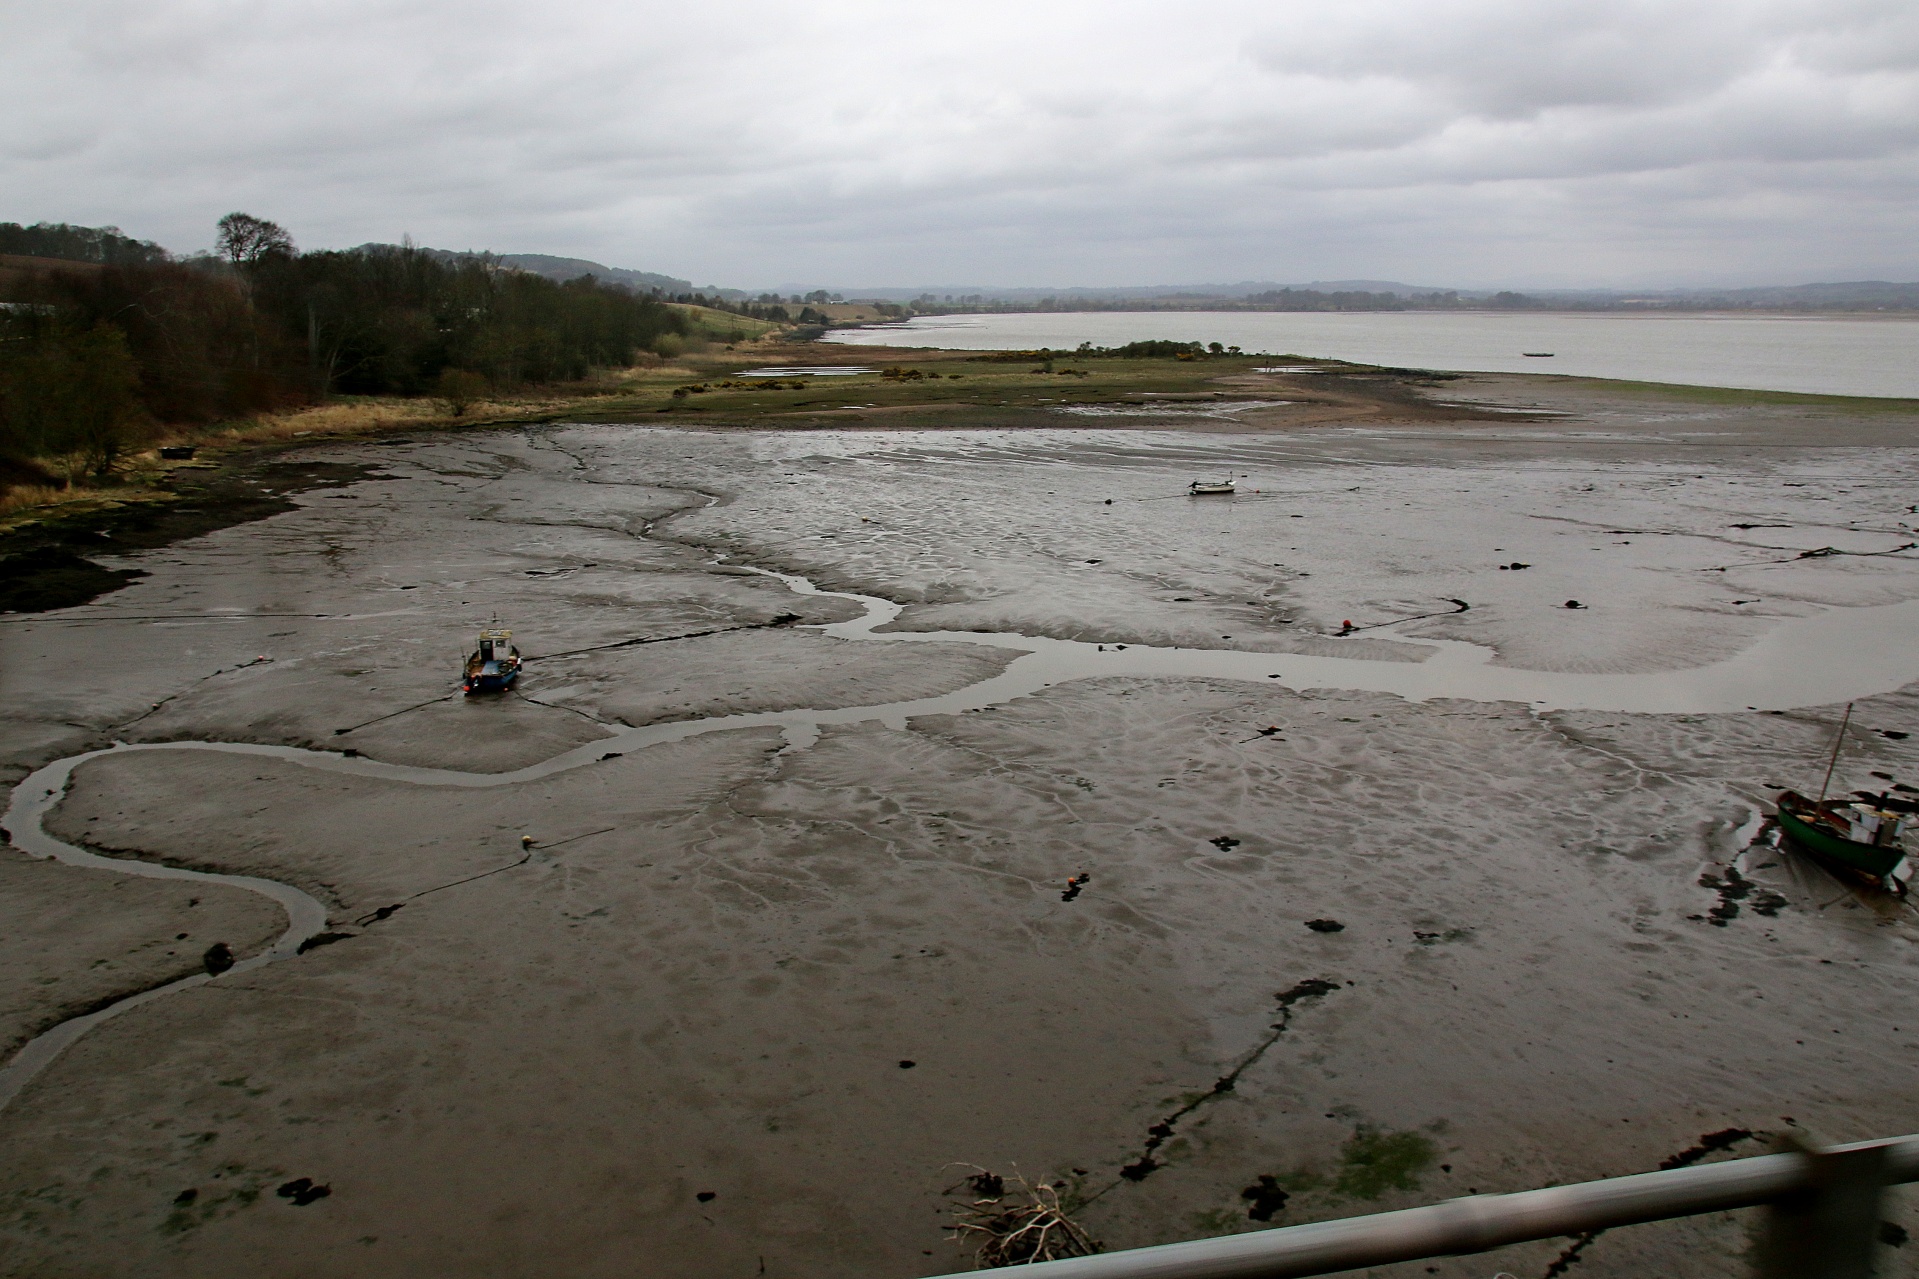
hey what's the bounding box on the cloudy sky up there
[4,0,1916,290]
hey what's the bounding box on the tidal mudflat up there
[2,381,1918,1277]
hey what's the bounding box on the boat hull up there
[463,659,521,695]
[1774,792,1906,883]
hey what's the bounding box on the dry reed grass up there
[0,484,92,522]
[219,397,450,440]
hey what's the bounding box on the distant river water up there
[823,311,1919,399]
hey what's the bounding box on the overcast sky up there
[4,0,1916,290]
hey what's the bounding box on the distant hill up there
[824,280,1477,302]
[825,278,1919,311]
[497,253,691,295]
[1651,281,1919,308]
[349,246,696,296]
[1294,279,1474,298]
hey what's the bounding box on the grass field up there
[669,304,785,344]
[541,342,1393,428]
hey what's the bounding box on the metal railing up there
[924,1134,1919,1279]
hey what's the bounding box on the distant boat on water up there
[1522,352,1555,358]
[1189,478,1235,495]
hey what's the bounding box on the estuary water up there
[824,310,1919,399]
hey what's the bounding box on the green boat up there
[1774,790,1911,892]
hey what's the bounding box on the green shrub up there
[436,368,488,416]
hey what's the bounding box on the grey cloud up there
[1245,0,1765,118]
[1,0,1915,288]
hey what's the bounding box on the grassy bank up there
[525,342,1447,428]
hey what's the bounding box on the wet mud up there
[4,411,1919,1279]
[1113,979,1339,1185]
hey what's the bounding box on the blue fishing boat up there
[463,627,521,694]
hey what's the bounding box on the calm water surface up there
[824,311,1919,398]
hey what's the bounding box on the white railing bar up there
[919,1134,1919,1279]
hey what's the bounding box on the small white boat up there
[1189,478,1235,496]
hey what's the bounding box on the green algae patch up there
[1333,1127,1437,1200]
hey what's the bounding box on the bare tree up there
[215,213,294,267]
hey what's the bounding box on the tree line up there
[0,215,688,484]
[968,340,1241,361]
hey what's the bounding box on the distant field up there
[669,303,783,342]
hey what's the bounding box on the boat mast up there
[1816,702,1854,804]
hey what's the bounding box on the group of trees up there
[0,320,145,481]
[970,340,1238,363]
[1,216,688,483]
[0,220,170,266]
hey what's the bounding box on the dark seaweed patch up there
[1240,1175,1290,1221]
[276,1178,331,1206]
[1657,1128,1754,1170]
[1697,866,1788,926]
